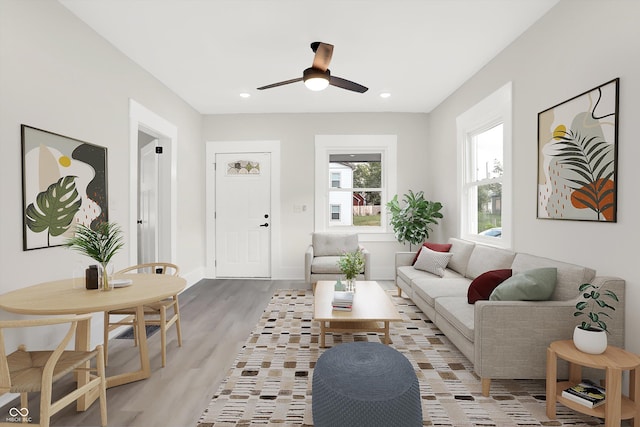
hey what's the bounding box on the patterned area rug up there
[197,290,605,426]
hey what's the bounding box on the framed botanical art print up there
[21,125,108,250]
[537,78,619,222]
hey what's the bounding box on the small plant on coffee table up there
[338,248,365,290]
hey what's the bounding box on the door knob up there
[259,223,269,227]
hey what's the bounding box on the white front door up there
[138,141,159,264]
[215,152,271,277]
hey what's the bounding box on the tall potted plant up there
[65,222,124,291]
[386,190,443,250]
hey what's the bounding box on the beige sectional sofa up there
[395,237,625,396]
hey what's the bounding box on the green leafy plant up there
[337,248,365,280]
[573,282,619,332]
[553,129,615,221]
[25,176,82,247]
[65,222,124,290]
[386,190,443,250]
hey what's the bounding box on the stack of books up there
[561,380,606,408]
[332,291,354,311]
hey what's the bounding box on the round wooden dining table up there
[0,273,186,410]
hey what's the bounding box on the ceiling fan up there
[257,42,368,93]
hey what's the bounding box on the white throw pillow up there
[413,247,453,277]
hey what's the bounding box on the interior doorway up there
[129,100,177,267]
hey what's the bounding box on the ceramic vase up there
[573,325,607,354]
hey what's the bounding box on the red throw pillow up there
[467,269,513,304]
[412,242,452,265]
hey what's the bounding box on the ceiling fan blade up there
[311,42,333,72]
[257,77,303,90]
[329,75,368,93]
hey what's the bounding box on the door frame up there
[206,140,281,278]
[129,99,177,266]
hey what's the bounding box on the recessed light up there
[380,92,391,99]
[239,92,251,98]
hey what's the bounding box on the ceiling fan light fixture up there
[303,67,330,91]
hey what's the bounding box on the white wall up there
[203,113,430,279]
[0,0,205,347]
[428,0,640,354]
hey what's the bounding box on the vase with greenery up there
[65,222,124,291]
[337,248,365,292]
[572,282,619,354]
[386,190,443,250]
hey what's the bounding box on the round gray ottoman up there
[312,342,422,427]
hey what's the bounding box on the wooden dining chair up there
[103,262,182,367]
[0,314,107,427]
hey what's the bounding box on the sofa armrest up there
[473,299,578,380]
[359,245,372,280]
[304,245,314,284]
[395,252,416,270]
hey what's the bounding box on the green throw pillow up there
[489,267,557,301]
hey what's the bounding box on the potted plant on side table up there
[572,282,619,354]
[66,222,124,291]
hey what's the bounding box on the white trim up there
[456,82,512,248]
[314,135,397,234]
[128,99,178,265]
[205,140,281,278]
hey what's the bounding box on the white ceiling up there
[59,0,559,115]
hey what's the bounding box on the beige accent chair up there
[305,232,371,286]
[104,262,182,368]
[0,314,107,427]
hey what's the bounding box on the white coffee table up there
[313,280,402,348]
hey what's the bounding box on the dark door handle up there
[259,223,269,227]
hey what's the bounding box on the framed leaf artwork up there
[21,125,108,250]
[537,78,619,222]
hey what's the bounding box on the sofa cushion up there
[467,269,512,304]
[412,242,452,265]
[447,238,475,276]
[312,233,359,257]
[465,245,516,280]
[413,247,453,277]
[489,268,557,301]
[511,253,595,301]
[311,256,342,274]
[434,297,475,342]
[412,277,470,307]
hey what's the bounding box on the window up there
[329,153,381,227]
[330,172,341,188]
[330,205,341,220]
[457,83,512,248]
[315,135,397,233]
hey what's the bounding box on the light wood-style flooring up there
[1,278,394,426]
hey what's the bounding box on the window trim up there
[315,135,397,235]
[456,82,512,248]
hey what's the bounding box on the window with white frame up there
[315,135,397,233]
[330,172,341,188]
[457,83,512,248]
[330,204,341,221]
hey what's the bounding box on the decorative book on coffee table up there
[332,291,354,311]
